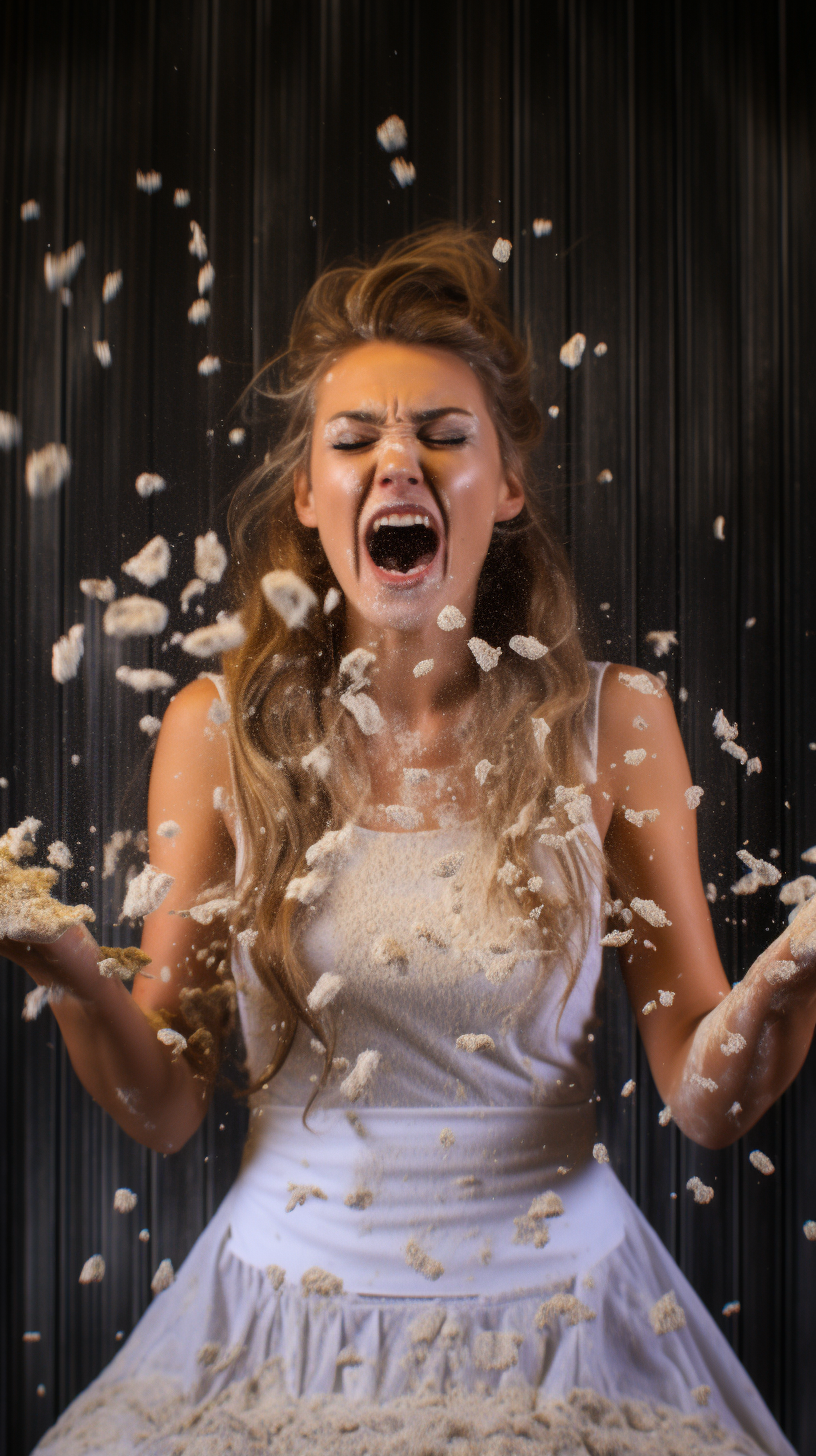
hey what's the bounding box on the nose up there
[373,437,422,491]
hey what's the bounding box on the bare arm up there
[596,667,816,1150]
[3,677,237,1153]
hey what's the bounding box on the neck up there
[340,607,479,733]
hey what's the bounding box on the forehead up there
[314,339,489,417]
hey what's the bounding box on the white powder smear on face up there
[104,597,168,638]
[631,897,672,927]
[455,1032,495,1052]
[413,658,433,677]
[437,605,465,631]
[182,614,246,657]
[339,1049,381,1101]
[687,1177,714,1204]
[195,531,228,584]
[650,1291,686,1334]
[619,672,662,696]
[123,536,171,587]
[468,637,501,671]
[509,634,548,659]
[78,1255,105,1284]
[624,749,646,766]
[749,1150,775,1175]
[119,864,174,921]
[559,332,586,368]
[404,1238,444,1281]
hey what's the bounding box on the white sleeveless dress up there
[35,664,796,1455]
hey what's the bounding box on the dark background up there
[1,0,815,1451]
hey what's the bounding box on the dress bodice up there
[226,662,609,1118]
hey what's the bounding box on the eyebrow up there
[326,406,475,425]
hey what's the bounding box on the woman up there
[7,227,814,1453]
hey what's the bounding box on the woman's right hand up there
[6,675,239,1152]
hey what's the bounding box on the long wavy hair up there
[219,225,603,1112]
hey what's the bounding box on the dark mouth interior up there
[366,523,439,574]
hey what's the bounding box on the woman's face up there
[294,340,524,636]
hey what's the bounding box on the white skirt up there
[34,1108,796,1456]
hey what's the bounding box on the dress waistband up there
[226,1103,625,1297]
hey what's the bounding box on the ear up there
[293,467,318,528]
[494,467,526,523]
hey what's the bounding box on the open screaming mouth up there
[365,514,440,576]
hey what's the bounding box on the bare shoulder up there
[597,663,682,767]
